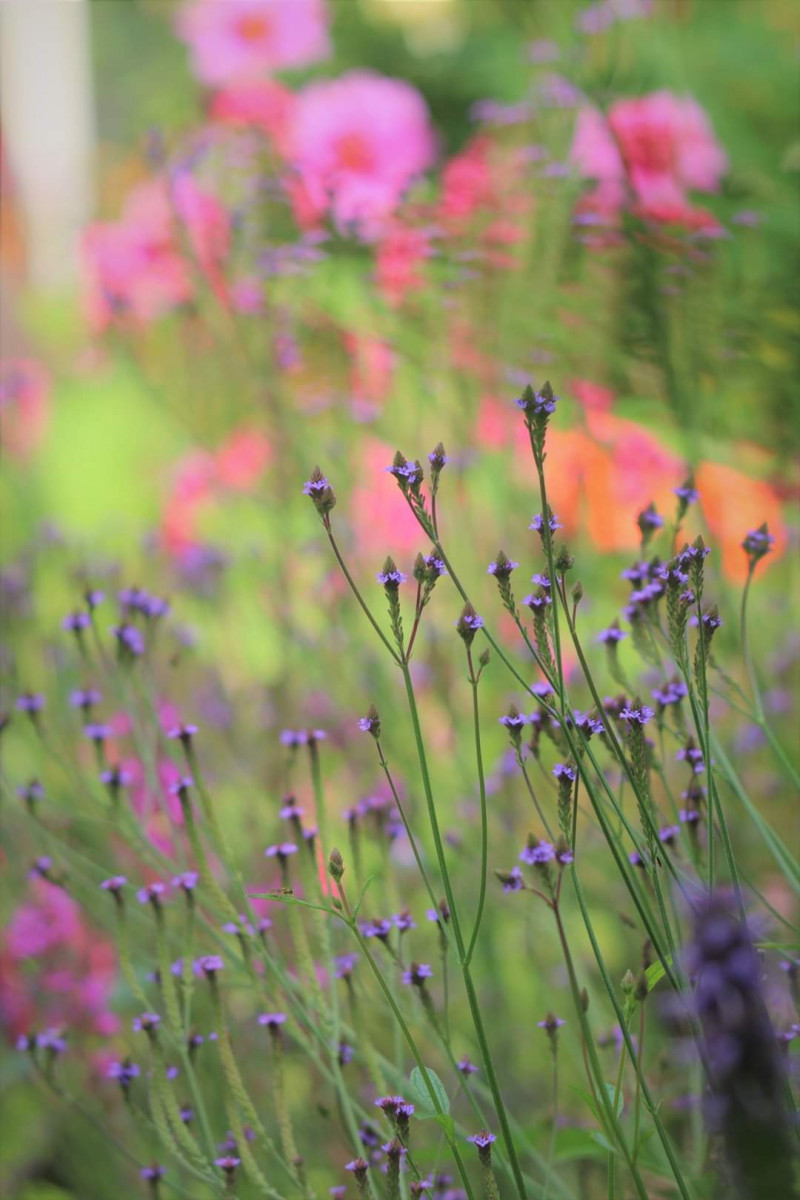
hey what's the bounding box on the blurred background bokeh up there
[1,2,799,1197]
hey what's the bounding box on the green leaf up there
[644,955,672,993]
[409,1065,450,1116]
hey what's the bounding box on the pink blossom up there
[439,135,494,224]
[0,359,51,459]
[571,93,727,229]
[288,71,436,237]
[82,177,229,329]
[216,426,272,490]
[176,0,330,86]
[350,437,422,561]
[375,224,431,306]
[570,107,623,182]
[210,80,296,154]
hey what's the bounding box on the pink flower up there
[288,71,436,237]
[345,333,395,419]
[210,80,296,154]
[176,0,330,86]
[350,437,422,561]
[571,93,727,230]
[375,224,431,306]
[570,107,623,183]
[608,91,727,206]
[0,359,51,459]
[82,177,229,329]
[216,426,272,490]
[439,136,494,224]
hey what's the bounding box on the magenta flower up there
[289,71,436,237]
[175,0,330,87]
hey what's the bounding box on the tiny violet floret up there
[467,1131,497,1149]
[258,1012,287,1029]
[520,840,556,865]
[133,1013,161,1033]
[620,704,655,726]
[402,962,433,986]
[529,512,562,534]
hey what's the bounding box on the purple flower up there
[529,512,562,534]
[265,842,298,859]
[101,766,133,790]
[36,1029,67,1054]
[620,704,655,726]
[393,910,416,932]
[137,882,166,906]
[303,473,330,496]
[108,1059,140,1085]
[100,875,127,894]
[167,723,198,746]
[652,680,688,707]
[16,692,44,714]
[498,711,529,731]
[172,871,199,892]
[280,729,307,747]
[487,557,519,576]
[742,524,774,562]
[659,824,680,845]
[386,459,423,486]
[358,709,380,735]
[552,763,576,782]
[83,722,111,743]
[520,841,556,865]
[467,1131,497,1149]
[140,1165,166,1181]
[674,482,700,505]
[345,1159,370,1176]
[62,611,91,632]
[377,567,407,586]
[17,780,44,805]
[523,591,552,609]
[515,385,558,416]
[197,955,224,977]
[112,623,145,657]
[457,1056,479,1075]
[215,1156,240,1173]
[360,918,393,941]
[70,688,102,710]
[537,1014,565,1031]
[402,962,433,987]
[637,504,664,532]
[133,1013,161,1033]
[334,953,359,979]
[597,624,627,644]
[258,1012,287,1028]
[501,867,524,893]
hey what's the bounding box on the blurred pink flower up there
[2,880,117,1039]
[176,0,330,86]
[288,71,436,237]
[375,224,431,306]
[345,333,395,419]
[570,378,615,413]
[571,92,727,228]
[570,107,623,182]
[609,92,727,201]
[0,359,51,459]
[216,425,272,490]
[82,177,229,329]
[210,80,296,154]
[439,136,494,224]
[350,436,422,561]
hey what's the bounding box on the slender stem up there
[325,524,401,663]
[465,647,489,964]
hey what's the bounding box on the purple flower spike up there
[620,704,655,726]
[520,841,556,865]
[457,1056,479,1075]
[467,1131,497,1149]
[529,513,562,534]
[258,1012,287,1028]
[101,875,127,894]
[16,692,45,714]
[402,962,433,987]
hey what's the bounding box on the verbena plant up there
[5,382,799,1200]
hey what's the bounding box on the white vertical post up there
[1,0,95,291]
